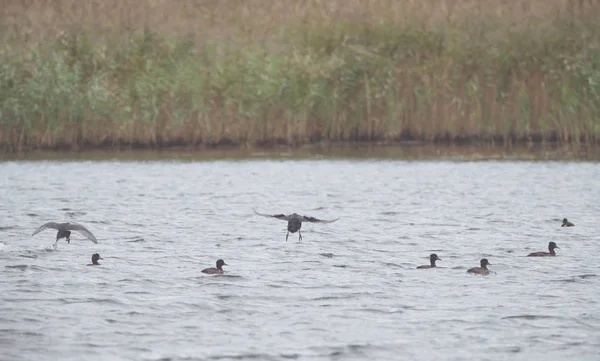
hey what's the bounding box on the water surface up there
[1,150,599,361]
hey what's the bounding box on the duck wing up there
[302,215,340,224]
[31,222,64,237]
[65,223,98,243]
[253,208,292,221]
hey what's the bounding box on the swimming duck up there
[467,258,492,275]
[417,253,441,269]
[202,259,227,274]
[561,218,574,227]
[31,222,98,246]
[527,242,559,257]
[87,253,103,266]
[253,208,339,242]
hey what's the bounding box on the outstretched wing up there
[31,222,62,237]
[253,208,292,221]
[303,215,339,224]
[66,223,98,243]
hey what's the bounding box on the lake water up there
[1,147,599,361]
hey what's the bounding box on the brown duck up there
[202,259,227,274]
[467,258,492,275]
[417,254,441,269]
[527,242,559,257]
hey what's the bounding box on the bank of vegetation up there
[0,0,599,151]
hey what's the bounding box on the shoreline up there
[2,139,598,162]
[1,133,595,153]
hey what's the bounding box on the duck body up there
[287,216,303,235]
[467,258,491,275]
[202,259,227,274]
[201,267,224,275]
[32,221,98,246]
[417,253,441,269]
[253,208,339,242]
[527,242,559,257]
[561,218,574,227]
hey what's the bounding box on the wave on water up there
[1,159,600,361]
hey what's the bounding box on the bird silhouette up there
[31,222,98,247]
[253,208,339,242]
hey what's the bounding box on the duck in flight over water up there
[253,208,339,242]
[561,218,574,227]
[527,242,559,257]
[31,222,98,247]
[87,253,103,266]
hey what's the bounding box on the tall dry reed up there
[0,0,599,151]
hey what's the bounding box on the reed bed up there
[1,0,599,151]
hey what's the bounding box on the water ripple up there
[0,159,599,361]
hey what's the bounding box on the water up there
[1,149,599,361]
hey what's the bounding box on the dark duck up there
[87,253,103,266]
[467,258,492,275]
[253,208,339,242]
[561,218,574,227]
[202,259,227,274]
[527,242,559,257]
[31,222,98,247]
[417,253,441,269]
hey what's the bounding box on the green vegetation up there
[1,0,599,151]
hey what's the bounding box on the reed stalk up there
[1,0,599,151]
